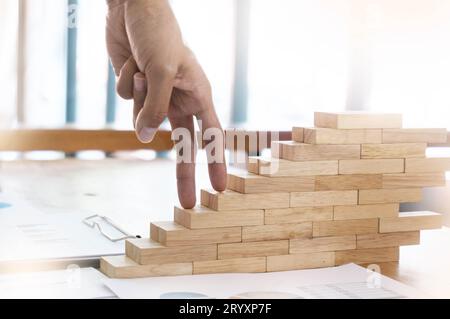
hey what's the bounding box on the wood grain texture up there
[193,257,266,274]
[100,255,192,278]
[0,129,174,152]
[218,240,288,259]
[174,206,264,229]
[253,157,339,177]
[290,190,358,207]
[292,127,304,142]
[289,235,356,254]
[313,219,379,237]
[314,112,402,129]
[267,252,335,272]
[200,189,290,211]
[333,204,399,220]
[361,143,426,159]
[126,239,217,265]
[357,232,420,249]
[150,221,242,247]
[335,247,400,265]
[265,207,333,225]
[379,211,443,233]
[315,175,383,191]
[339,159,405,175]
[405,158,450,173]
[273,141,361,161]
[304,128,382,144]
[382,173,446,189]
[227,171,315,194]
[359,188,422,204]
[242,223,312,242]
[382,128,448,144]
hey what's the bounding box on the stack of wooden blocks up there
[101,112,448,279]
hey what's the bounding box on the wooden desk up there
[1,159,450,298]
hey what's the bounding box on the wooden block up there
[274,141,360,161]
[359,188,422,204]
[150,221,241,247]
[290,235,356,254]
[227,171,315,194]
[218,240,288,259]
[126,239,217,265]
[265,207,333,225]
[174,206,264,229]
[247,157,260,174]
[333,204,399,220]
[267,252,335,272]
[379,211,443,233]
[304,128,382,144]
[405,158,450,173]
[193,257,266,274]
[252,157,338,177]
[383,128,447,144]
[361,143,426,159]
[100,255,192,279]
[290,190,358,208]
[339,159,404,175]
[315,112,402,129]
[335,247,399,266]
[292,127,304,142]
[201,189,290,211]
[242,223,312,242]
[313,219,379,237]
[382,173,446,189]
[357,232,420,249]
[315,175,383,191]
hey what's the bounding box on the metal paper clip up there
[83,214,136,242]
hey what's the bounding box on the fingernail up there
[138,127,157,143]
[134,76,146,92]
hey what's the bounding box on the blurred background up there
[1,0,450,131]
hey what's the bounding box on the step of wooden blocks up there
[273,141,361,161]
[379,211,443,233]
[126,238,217,264]
[361,143,426,159]
[227,171,315,194]
[359,188,422,204]
[290,190,358,207]
[315,112,403,129]
[339,159,405,175]
[218,240,288,259]
[267,252,335,272]
[356,232,420,249]
[382,173,446,189]
[242,223,312,242]
[289,235,356,254]
[335,247,400,266]
[304,128,382,144]
[315,175,383,191]
[193,257,266,275]
[405,158,450,173]
[174,206,264,229]
[382,128,448,144]
[313,219,379,237]
[200,189,290,211]
[264,207,333,225]
[292,127,304,142]
[249,157,339,177]
[333,204,399,220]
[150,221,242,247]
[100,256,193,279]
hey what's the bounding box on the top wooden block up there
[314,112,403,129]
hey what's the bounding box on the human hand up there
[106,0,227,208]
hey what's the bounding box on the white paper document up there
[104,264,428,299]
[0,267,116,299]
